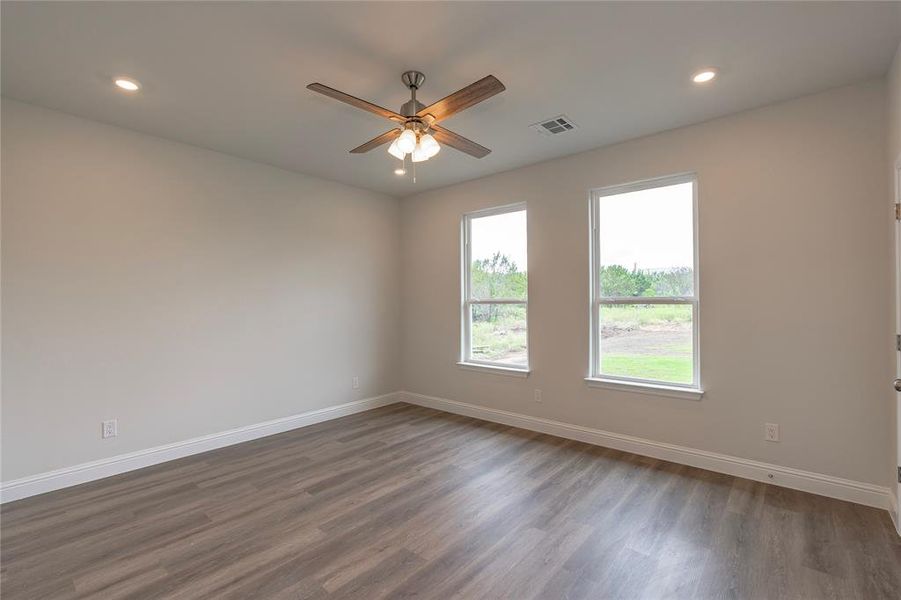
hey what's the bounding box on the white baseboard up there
[401,391,893,512]
[0,393,400,504]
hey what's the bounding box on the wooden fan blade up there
[350,129,400,154]
[307,83,404,123]
[417,75,505,123]
[431,125,491,158]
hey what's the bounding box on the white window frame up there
[587,173,702,399]
[459,202,530,376]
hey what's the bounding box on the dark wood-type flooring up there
[2,403,900,599]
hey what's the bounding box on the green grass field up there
[600,355,692,383]
[600,303,693,384]
[470,303,694,382]
[471,305,527,362]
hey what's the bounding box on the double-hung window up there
[589,174,700,393]
[461,203,528,372]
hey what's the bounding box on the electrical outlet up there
[352,376,360,390]
[534,389,542,403]
[765,423,779,442]
[102,419,118,439]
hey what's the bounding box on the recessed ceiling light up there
[113,77,141,92]
[692,68,718,84]
[394,168,406,176]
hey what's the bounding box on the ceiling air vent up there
[530,115,578,136]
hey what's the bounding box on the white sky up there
[471,209,528,271]
[469,182,692,274]
[599,182,693,270]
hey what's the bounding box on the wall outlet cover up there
[765,423,779,442]
[102,419,118,439]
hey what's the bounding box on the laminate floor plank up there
[2,403,899,599]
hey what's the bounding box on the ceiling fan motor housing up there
[400,71,427,117]
[400,99,426,118]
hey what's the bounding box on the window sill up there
[584,377,704,400]
[457,362,531,378]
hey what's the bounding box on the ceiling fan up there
[307,71,505,173]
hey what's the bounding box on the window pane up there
[599,303,693,384]
[470,209,527,300]
[598,182,693,297]
[471,303,527,366]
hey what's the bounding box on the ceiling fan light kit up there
[396,127,417,154]
[411,144,429,163]
[307,70,505,179]
[387,139,405,160]
[419,133,440,157]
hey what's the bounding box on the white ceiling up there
[2,2,899,198]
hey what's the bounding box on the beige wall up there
[1,99,401,481]
[401,80,893,487]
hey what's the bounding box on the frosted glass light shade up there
[411,143,429,163]
[419,133,440,157]
[387,139,405,160]
[397,129,417,154]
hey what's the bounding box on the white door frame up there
[894,156,901,531]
